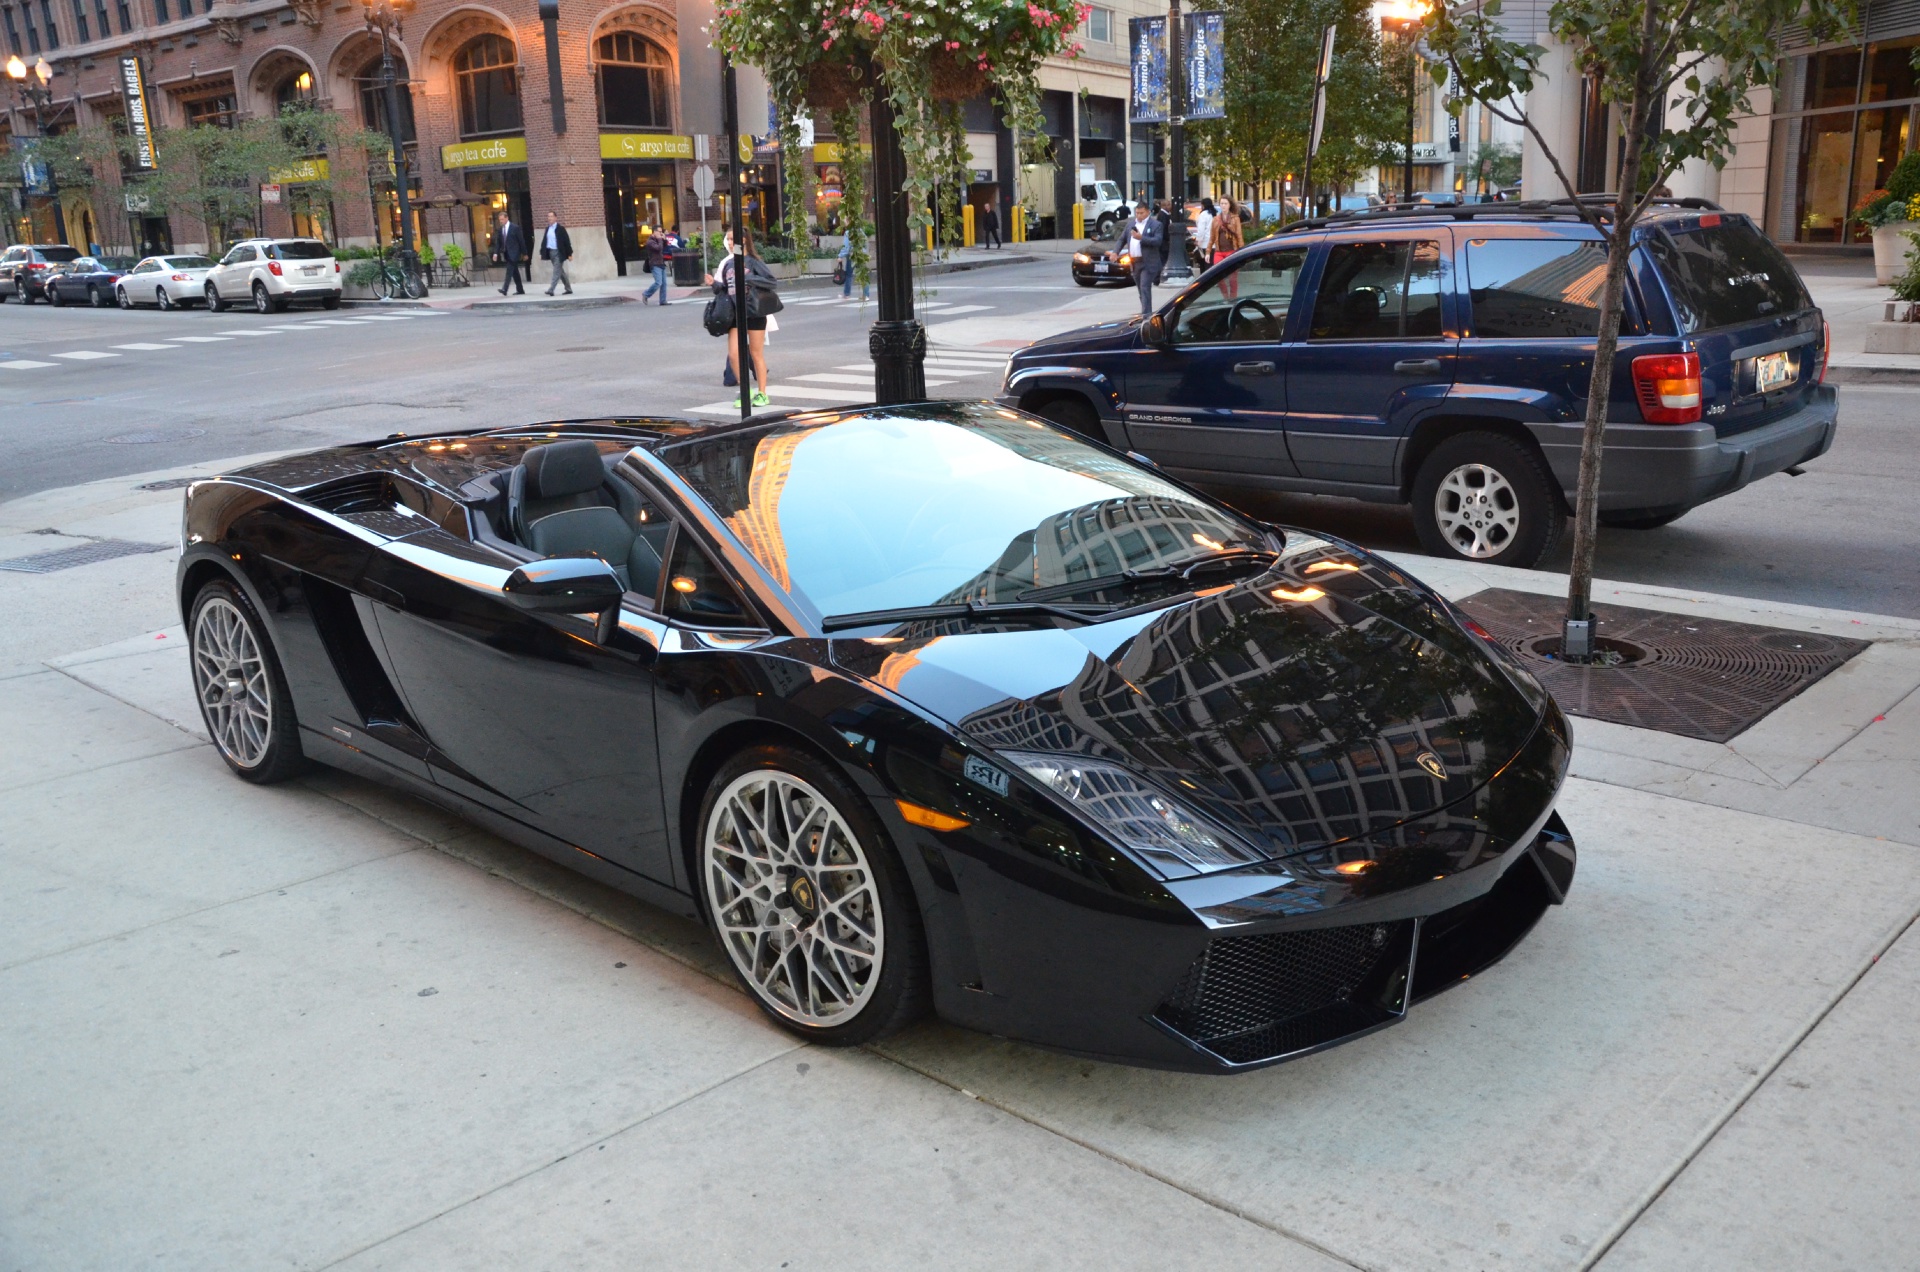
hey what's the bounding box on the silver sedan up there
[115,255,217,310]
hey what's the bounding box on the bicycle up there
[369,249,428,301]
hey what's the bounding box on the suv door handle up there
[1394,358,1443,375]
[1232,360,1276,375]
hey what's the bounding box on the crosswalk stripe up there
[353,314,419,321]
[112,343,179,351]
[927,304,993,316]
[306,319,369,326]
[923,360,999,372]
[925,349,1008,361]
[0,359,57,370]
[797,372,958,387]
[53,350,118,360]
[166,336,232,343]
[264,325,318,331]
[224,329,282,336]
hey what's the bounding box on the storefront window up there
[1794,111,1854,242]
[596,32,672,130]
[358,54,417,143]
[1866,36,1920,102]
[1774,41,1920,245]
[455,34,521,138]
[1802,48,1862,111]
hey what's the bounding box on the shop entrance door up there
[603,162,676,277]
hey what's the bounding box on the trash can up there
[673,253,703,286]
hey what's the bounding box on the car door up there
[213,245,253,298]
[1121,244,1309,479]
[356,475,677,885]
[129,259,161,301]
[1284,232,1460,490]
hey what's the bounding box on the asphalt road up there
[4,255,1914,618]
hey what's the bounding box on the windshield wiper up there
[1018,547,1281,603]
[821,598,1116,633]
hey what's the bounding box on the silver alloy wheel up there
[1434,462,1522,559]
[704,769,885,1026]
[192,596,274,768]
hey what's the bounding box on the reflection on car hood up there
[831,537,1544,858]
[1016,317,1140,359]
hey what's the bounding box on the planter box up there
[1865,321,1920,354]
[1872,221,1916,284]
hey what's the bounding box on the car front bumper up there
[1072,260,1134,285]
[1527,385,1839,517]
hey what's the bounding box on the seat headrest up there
[520,440,608,500]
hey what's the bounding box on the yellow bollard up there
[1012,206,1026,243]
[963,204,976,247]
[925,223,934,251]
[1072,202,1085,240]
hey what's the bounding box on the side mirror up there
[505,557,625,643]
[1142,313,1169,346]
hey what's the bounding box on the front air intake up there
[1153,920,1415,1066]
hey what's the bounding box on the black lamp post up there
[7,54,65,244]
[360,0,417,264]
[1377,1,1428,205]
[867,76,925,404]
[1161,0,1191,281]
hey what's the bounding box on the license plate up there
[1095,263,1110,274]
[1754,350,1794,394]
[301,266,321,275]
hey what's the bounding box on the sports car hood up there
[831,536,1547,860]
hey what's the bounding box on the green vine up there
[828,96,872,290]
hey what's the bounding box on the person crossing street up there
[540,211,574,296]
[1115,202,1165,317]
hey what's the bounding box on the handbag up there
[702,291,736,336]
[746,258,784,315]
[832,261,847,286]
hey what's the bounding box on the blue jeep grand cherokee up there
[998,201,1836,567]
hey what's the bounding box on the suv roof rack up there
[1267,193,1726,237]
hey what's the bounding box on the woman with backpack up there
[704,228,781,407]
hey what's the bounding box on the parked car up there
[1070,240,1139,287]
[117,254,217,310]
[203,238,342,313]
[0,243,85,302]
[46,255,137,307]
[1001,202,1835,566]
[177,406,1576,1072]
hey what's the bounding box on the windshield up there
[269,242,334,260]
[100,256,136,270]
[1646,218,1811,332]
[652,405,1270,621]
[165,256,215,269]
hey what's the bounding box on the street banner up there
[1446,66,1463,153]
[1306,24,1336,158]
[118,55,157,173]
[1183,11,1226,120]
[21,157,52,196]
[1128,16,1169,123]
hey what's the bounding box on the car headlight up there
[1001,751,1264,876]
[1073,252,1091,263]
[1118,253,1132,265]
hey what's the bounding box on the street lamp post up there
[360,0,417,266]
[6,55,65,244]
[867,74,925,404]
[1375,1,1428,206]
[1161,0,1191,281]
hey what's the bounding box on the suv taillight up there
[1632,351,1702,424]
[26,261,46,270]
[268,260,284,276]
[1818,320,1830,385]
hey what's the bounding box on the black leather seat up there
[508,440,663,597]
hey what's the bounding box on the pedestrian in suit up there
[540,210,574,296]
[980,202,1002,249]
[1115,203,1165,317]
[495,212,527,295]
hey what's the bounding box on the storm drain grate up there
[1458,588,1870,743]
[135,476,202,491]
[0,539,171,574]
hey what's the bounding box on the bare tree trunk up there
[1563,0,1661,658]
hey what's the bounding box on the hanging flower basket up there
[928,51,989,103]
[806,59,866,114]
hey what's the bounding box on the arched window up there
[273,67,315,114]
[595,32,671,130]
[358,54,417,143]
[454,33,520,138]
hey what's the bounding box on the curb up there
[1825,364,1920,386]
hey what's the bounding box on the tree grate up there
[0,539,172,575]
[1458,588,1870,743]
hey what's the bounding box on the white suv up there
[204,239,343,313]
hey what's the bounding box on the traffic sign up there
[693,164,715,206]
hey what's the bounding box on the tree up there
[1426,0,1850,659]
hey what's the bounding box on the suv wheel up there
[252,282,276,314]
[1411,431,1563,568]
[205,283,224,313]
[1030,396,1104,443]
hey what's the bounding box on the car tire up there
[1030,396,1105,442]
[1412,431,1564,568]
[205,283,224,313]
[321,294,342,310]
[47,284,63,306]
[88,285,105,308]
[118,285,134,309]
[155,287,173,311]
[1097,215,1115,238]
[252,283,275,314]
[696,744,928,1046]
[1600,510,1686,530]
[188,578,309,784]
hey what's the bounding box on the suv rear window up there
[1646,218,1811,332]
[268,242,334,260]
[39,247,83,262]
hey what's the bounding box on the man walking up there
[979,201,1001,249]
[495,211,527,296]
[1115,202,1165,317]
[641,221,672,305]
[540,210,573,296]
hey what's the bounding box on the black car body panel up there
[178,406,1575,1072]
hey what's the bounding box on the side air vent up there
[303,474,392,515]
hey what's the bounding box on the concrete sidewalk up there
[2,461,1916,1271]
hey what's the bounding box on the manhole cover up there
[0,539,171,574]
[135,476,201,491]
[1458,588,1870,743]
[104,429,206,445]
